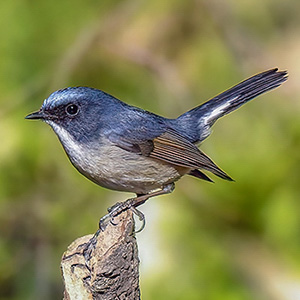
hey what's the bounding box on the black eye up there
[66,104,79,116]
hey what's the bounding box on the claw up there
[110,216,118,226]
[82,229,101,262]
[99,213,111,231]
[130,206,146,233]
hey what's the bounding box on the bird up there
[26,68,287,227]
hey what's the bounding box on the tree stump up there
[61,210,140,300]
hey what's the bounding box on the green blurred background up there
[1,0,300,299]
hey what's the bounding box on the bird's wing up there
[108,127,232,181]
[149,128,232,180]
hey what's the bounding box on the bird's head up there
[26,87,123,143]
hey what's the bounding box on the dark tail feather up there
[202,164,233,182]
[197,149,234,181]
[176,68,288,142]
[189,169,214,182]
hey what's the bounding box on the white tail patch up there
[202,96,238,125]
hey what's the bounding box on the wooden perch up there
[61,210,140,300]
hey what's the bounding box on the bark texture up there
[61,210,140,300]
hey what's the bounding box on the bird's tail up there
[176,68,288,143]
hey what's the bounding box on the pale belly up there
[48,121,189,194]
[59,135,187,194]
[75,143,188,194]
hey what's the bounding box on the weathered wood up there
[61,210,140,300]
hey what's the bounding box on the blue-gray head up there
[26,87,127,143]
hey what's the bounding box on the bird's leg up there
[99,183,175,232]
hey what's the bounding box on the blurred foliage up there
[1,0,300,299]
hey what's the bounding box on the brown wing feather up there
[148,129,233,181]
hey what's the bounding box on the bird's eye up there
[66,104,79,116]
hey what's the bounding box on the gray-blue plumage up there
[26,68,287,196]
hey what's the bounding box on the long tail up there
[176,68,288,143]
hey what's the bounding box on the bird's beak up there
[25,110,46,120]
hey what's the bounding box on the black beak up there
[25,111,46,120]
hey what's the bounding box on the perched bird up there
[26,68,287,224]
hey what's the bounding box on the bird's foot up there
[99,183,175,233]
[99,198,145,233]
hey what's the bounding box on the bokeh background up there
[1,0,300,299]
